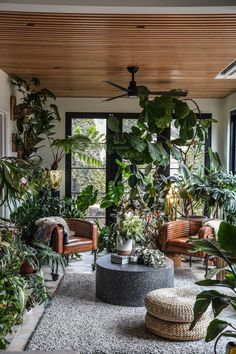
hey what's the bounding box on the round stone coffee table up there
[96,254,174,307]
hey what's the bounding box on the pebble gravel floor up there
[26,268,228,354]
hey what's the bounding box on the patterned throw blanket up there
[34,222,60,243]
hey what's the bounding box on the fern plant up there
[50,125,104,170]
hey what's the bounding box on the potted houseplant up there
[113,211,146,255]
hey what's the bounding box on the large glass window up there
[170,114,212,176]
[66,112,211,223]
[65,113,139,224]
[71,117,106,223]
[230,110,236,174]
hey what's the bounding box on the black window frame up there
[230,110,236,174]
[65,112,212,223]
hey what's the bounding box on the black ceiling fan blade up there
[149,89,188,97]
[103,80,130,93]
[102,93,127,102]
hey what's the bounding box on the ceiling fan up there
[103,66,188,101]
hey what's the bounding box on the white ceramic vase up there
[117,239,133,256]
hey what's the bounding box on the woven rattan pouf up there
[145,288,212,341]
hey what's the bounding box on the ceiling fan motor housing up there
[128,80,138,97]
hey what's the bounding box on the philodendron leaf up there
[205,267,226,280]
[175,100,190,119]
[190,292,212,330]
[195,279,235,291]
[211,296,231,317]
[218,222,236,257]
[205,318,229,342]
[190,290,223,330]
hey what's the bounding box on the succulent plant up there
[135,247,166,267]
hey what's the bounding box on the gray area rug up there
[26,269,227,354]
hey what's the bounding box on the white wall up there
[0,69,15,157]
[222,92,236,170]
[0,69,15,217]
[38,96,226,195]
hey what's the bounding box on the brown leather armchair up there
[159,219,214,267]
[51,218,98,271]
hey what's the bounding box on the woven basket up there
[145,312,211,341]
[145,287,211,323]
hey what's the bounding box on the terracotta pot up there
[117,239,133,256]
[20,260,34,275]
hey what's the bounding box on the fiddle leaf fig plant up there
[107,96,215,168]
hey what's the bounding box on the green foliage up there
[135,247,166,267]
[10,187,60,242]
[100,180,125,209]
[113,211,146,244]
[50,124,104,170]
[188,170,236,223]
[190,235,236,352]
[60,186,97,218]
[11,76,60,161]
[0,228,56,349]
[0,158,29,208]
[34,242,66,276]
[11,185,98,241]
[95,220,116,253]
[107,97,215,166]
[218,222,236,257]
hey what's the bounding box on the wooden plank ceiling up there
[0,11,236,98]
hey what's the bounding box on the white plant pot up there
[117,239,133,256]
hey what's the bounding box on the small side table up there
[96,254,174,307]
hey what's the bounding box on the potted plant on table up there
[113,210,146,256]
